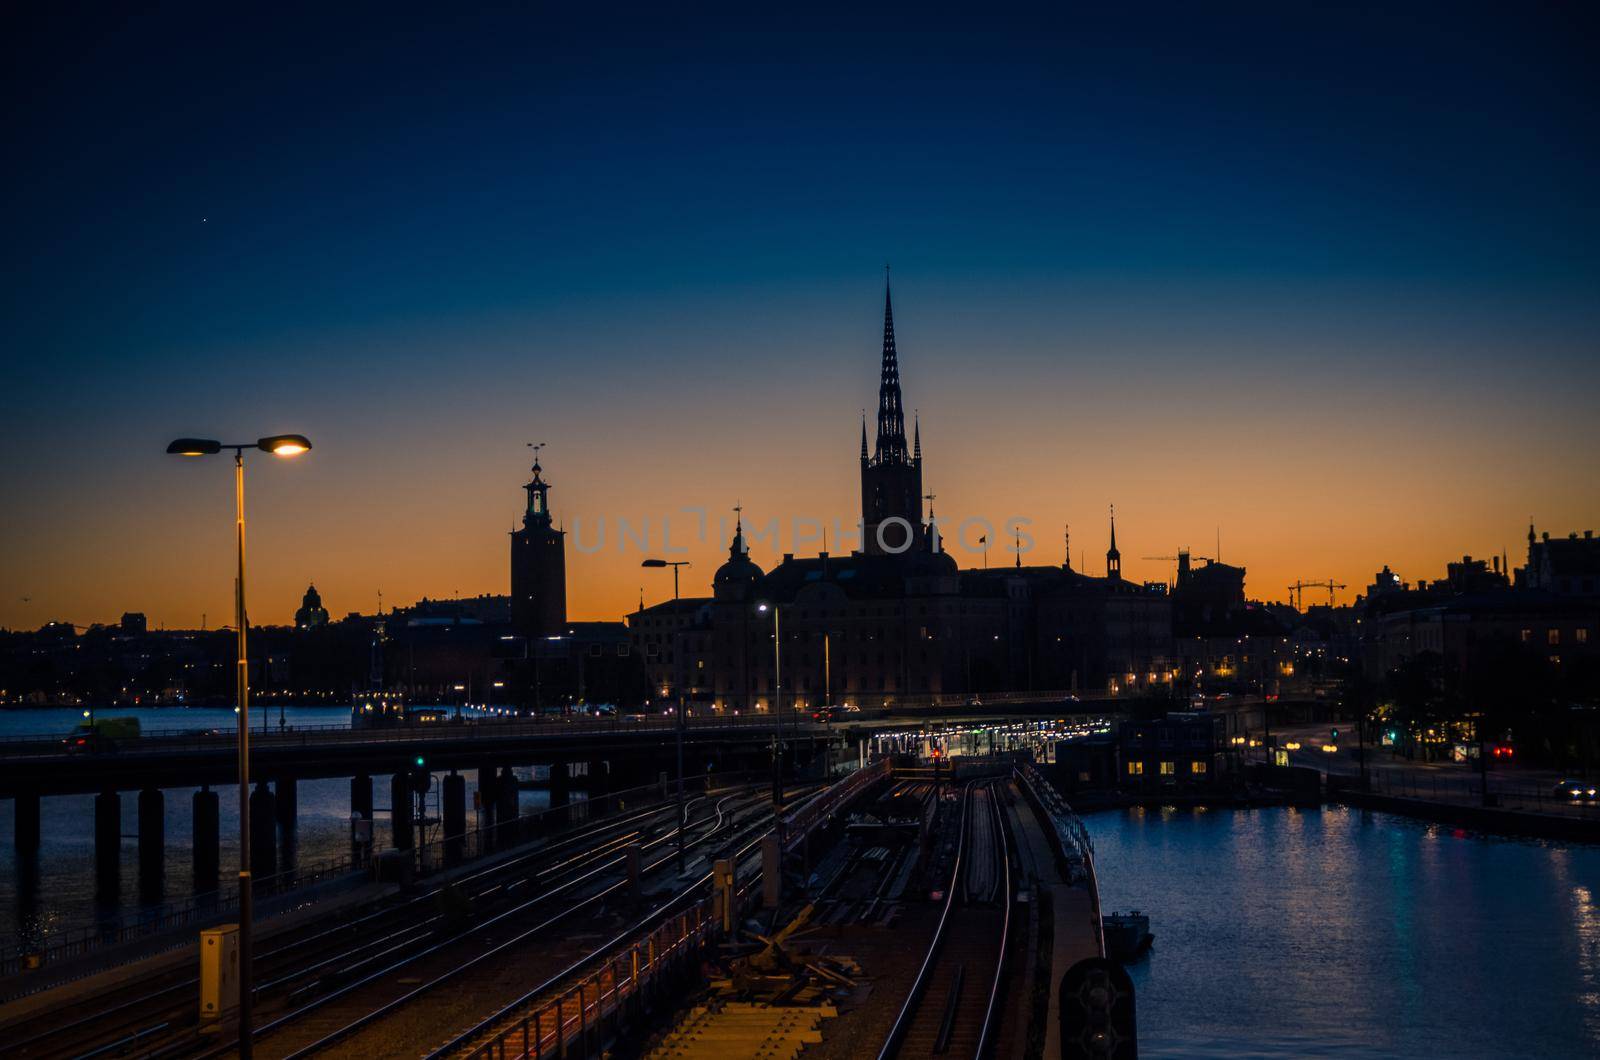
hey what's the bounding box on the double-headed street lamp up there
[641,557,690,600]
[757,600,783,813]
[167,433,311,1058]
[642,558,691,870]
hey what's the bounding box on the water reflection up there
[1089,805,1600,1058]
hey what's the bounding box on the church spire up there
[860,412,869,461]
[1106,504,1122,580]
[913,410,921,461]
[875,271,909,464]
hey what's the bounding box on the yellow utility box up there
[199,924,240,1031]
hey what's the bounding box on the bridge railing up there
[781,757,889,852]
[1015,760,1104,959]
[0,710,826,761]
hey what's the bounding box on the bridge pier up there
[548,759,571,832]
[443,772,466,865]
[586,758,609,798]
[14,789,40,855]
[95,789,120,896]
[193,787,219,893]
[275,777,297,869]
[497,765,519,845]
[477,764,498,846]
[138,787,164,899]
[391,773,413,851]
[250,782,277,877]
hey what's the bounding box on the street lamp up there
[642,558,693,870]
[166,432,310,1059]
[641,558,690,600]
[757,601,783,811]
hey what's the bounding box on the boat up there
[1102,910,1154,962]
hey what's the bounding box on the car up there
[1554,780,1598,801]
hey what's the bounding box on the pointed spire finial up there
[914,410,921,461]
[874,273,908,463]
[1064,523,1072,570]
[1015,527,1022,568]
[860,411,869,460]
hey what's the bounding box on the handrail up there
[1015,761,1104,956]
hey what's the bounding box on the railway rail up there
[877,777,1014,1060]
[3,785,769,1060]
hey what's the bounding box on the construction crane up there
[1288,580,1347,610]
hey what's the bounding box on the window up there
[1549,629,1561,645]
[1579,629,1590,645]
[1127,761,1144,776]
[1159,761,1176,776]
[1521,629,1533,642]
[1191,761,1208,775]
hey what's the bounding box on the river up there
[1089,804,1600,1058]
[0,706,549,951]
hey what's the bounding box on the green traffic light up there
[414,755,425,768]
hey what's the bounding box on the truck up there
[64,715,141,752]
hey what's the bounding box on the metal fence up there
[1359,766,1600,818]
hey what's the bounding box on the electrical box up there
[199,924,240,1030]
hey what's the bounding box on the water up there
[1089,805,1600,1058]
[0,706,548,949]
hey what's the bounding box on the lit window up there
[1191,761,1208,774]
[1159,761,1176,776]
[1579,629,1591,645]
[1548,629,1561,645]
[1127,761,1144,776]
[1521,629,1533,642]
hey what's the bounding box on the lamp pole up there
[231,449,252,1059]
[642,559,692,870]
[759,602,783,811]
[168,433,309,1060]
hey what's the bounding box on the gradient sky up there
[3,5,1598,630]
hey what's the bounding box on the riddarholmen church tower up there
[510,450,567,638]
[860,277,925,554]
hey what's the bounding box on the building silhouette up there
[510,454,567,639]
[629,280,1173,707]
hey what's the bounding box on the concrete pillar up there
[193,787,220,893]
[275,776,298,830]
[138,787,164,897]
[586,758,610,797]
[391,773,413,850]
[497,765,520,844]
[14,789,40,854]
[95,789,120,896]
[477,765,498,846]
[275,777,298,869]
[547,765,572,839]
[250,783,277,877]
[443,772,466,865]
[351,773,373,819]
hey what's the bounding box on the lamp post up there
[642,559,691,870]
[641,558,690,601]
[167,433,310,1059]
[757,602,783,812]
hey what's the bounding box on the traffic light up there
[410,756,431,794]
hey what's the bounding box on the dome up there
[713,523,764,600]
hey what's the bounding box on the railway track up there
[249,788,786,1059]
[1,786,751,1060]
[878,777,1014,1060]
